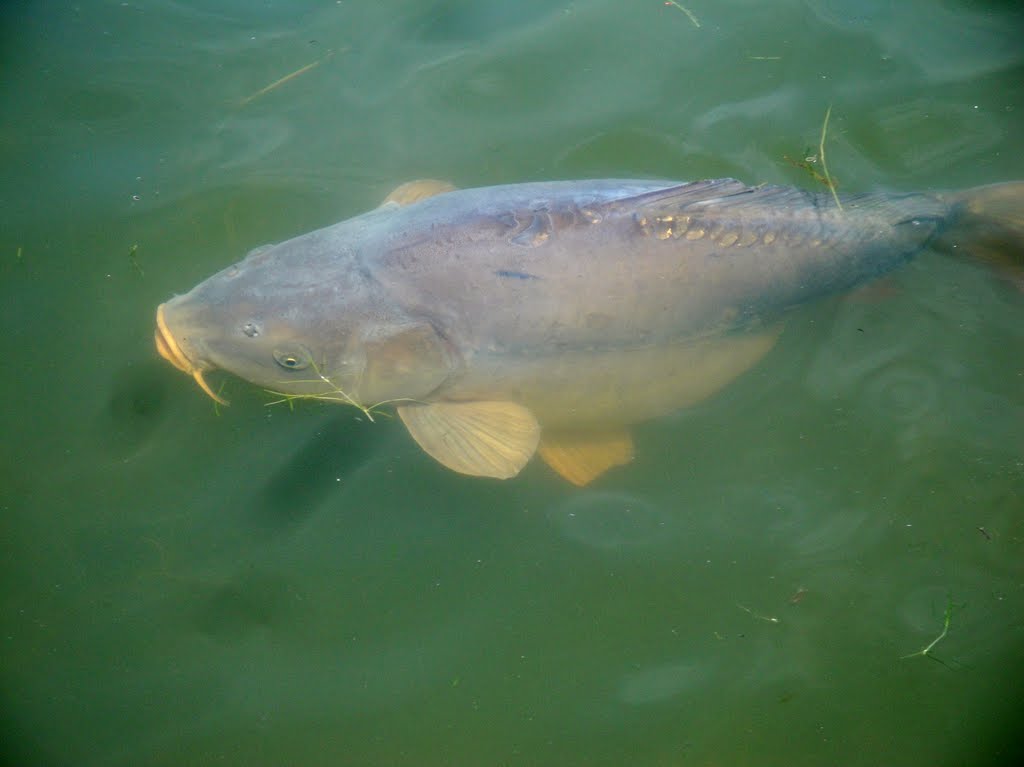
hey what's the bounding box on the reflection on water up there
[807,0,1022,81]
[618,660,712,706]
[863,98,1007,176]
[547,490,678,551]
[2,0,1023,765]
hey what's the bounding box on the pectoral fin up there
[397,401,540,479]
[381,179,457,207]
[538,429,635,486]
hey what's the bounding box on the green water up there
[2,1,1023,765]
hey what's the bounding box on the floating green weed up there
[128,243,143,276]
[212,380,228,417]
[902,593,960,668]
[785,105,843,212]
[262,357,419,422]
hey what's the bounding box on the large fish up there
[155,177,1023,484]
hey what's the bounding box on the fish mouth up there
[155,303,229,406]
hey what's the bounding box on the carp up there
[155,177,1023,484]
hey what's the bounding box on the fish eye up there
[273,347,311,371]
[242,321,261,338]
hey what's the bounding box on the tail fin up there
[937,182,1024,288]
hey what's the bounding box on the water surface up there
[2,1,1023,765]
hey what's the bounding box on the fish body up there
[155,177,1023,483]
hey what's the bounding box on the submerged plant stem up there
[664,1,700,28]
[238,49,339,106]
[819,105,842,212]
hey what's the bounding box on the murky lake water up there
[2,1,1023,765]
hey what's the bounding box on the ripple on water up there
[860,363,940,423]
[710,481,825,541]
[547,491,678,551]
[714,480,879,563]
[803,301,944,429]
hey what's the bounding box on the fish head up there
[155,233,459,409]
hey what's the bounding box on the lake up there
[2,1,1023,764]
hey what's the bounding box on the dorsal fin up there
[598,179,821,219]
[598,179,749,212]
